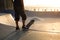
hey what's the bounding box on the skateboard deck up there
[23,19,35,31]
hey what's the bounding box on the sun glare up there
[24,0,60,11]
[24,0,60,7]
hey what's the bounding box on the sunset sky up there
[24,0,60,7]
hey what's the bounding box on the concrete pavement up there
[0,13,60,40]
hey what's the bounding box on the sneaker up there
[16,27,20,30]
[22,26,26,29]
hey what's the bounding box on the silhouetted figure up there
[12,0,27,30]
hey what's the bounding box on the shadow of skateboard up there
[23,19,35,31]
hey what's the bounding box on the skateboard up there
[23,19,35,31]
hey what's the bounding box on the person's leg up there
[21,13,27,29]
[22,20,25,28]
[15,20,20,30]
[15,12,20,30]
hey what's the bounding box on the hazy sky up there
[24,0,60,7]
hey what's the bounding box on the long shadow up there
[0,23,30,40]
[2,29,30,40]
[0,23,15,40]
[2,31,16,40]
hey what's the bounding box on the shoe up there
[22,26,28,31]
[22,26,26,29]
[16,27,20,30]
[22,25,25,29]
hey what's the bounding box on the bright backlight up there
[24,0,60,7]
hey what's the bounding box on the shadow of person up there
[0,23,30,40]
[0,23,15,40]
[3,30,30,40]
